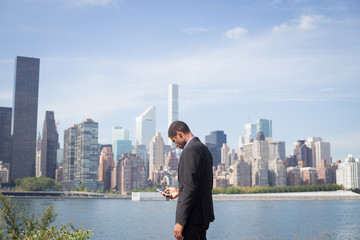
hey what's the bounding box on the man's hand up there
[174,223,184,240]
[164,187,179,199]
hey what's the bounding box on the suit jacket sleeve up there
[176,147,202,226]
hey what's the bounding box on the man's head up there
[168,121,192,149]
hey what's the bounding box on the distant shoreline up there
[212,190,360,201]
[2,190,359,201]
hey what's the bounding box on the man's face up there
[170,131,187,149]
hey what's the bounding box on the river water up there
[15,198,360,240]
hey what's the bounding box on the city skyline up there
[0,1,359,161]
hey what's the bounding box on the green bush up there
[14,177,62,191]
[0,194,92,239]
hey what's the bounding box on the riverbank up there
[212,190,360,201]
[1,190,131,199]
[2,190,359,201]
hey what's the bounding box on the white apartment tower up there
[135,106,156,151]
[168,84,179,145]
[336,154,360,189]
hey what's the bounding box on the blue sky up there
[0,0,359,161]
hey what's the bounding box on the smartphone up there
[156,188,170,196]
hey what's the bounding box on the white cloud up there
[273,23,291,33]
[273,14,328,33]
[225,27,248,40]
[183,27,216,35]
[297,15,317,31]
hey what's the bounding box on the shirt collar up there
[184,136,196,149]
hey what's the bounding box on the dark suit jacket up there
[176,137,215,226]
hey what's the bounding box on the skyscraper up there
[256,119,272,139]
[205,130,227,166]
[112,126,132,161]
[98,145,114,190]
[293,140,312,167]
[73,119,100,191]
[62,125,76,182]
[244,123,256,144]
[168,84,178,145]
[0,107,12,166]
[306,137,331,167]
[118,154,147,194]
[135,106,156,150]
[11,56,40,181]
[242,119,272,145]
[133,144,148,177]
[40,111,59,179]
[149,132,165,181]
[336,154,360,189]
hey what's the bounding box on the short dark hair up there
[168,121,190,138]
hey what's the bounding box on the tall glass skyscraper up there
[112,126,132,161]
[135,106,156,151]
[40,111,59,179]
[243,118,272,144]
[11,56,40,181]
[168,84,178,145]
[256,119,272,139]
[205,130,227,166]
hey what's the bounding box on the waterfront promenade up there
[2,190,359,201]
[212,190,360,201]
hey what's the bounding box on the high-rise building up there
[165,151,178,171]
[0,161,10,183]
[287,167,301,186]
[336,154,360,189]
[205,130,227,166]
[11,56,40,181]
[40,111,58,179]
[306,137,331,167]
[242,137,286,187]
[135,106,156,150]
[62,119,101,191]
[98,146,114,190]
[0,107,12,166]
[112,126,132,161]
[293,140,312,168]
[133,144,148,177]
[256,119,272,139]
[300,167,318,185]
[242,119,272,145]
[230,160,251,187]
[168,84,178,145]
[244,123,256,144]
[316,159,334,184]
[62,125,76,182]
[73,119,100,191]
[55,163,63,182]
[221,143,230,169]
[149,132,164,181]
[121,154,147,194]
[268,159,286,186]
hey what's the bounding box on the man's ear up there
[176,131,183,139]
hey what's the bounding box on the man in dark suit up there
[164,121,215,240]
